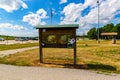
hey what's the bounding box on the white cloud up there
[61,3,84,24]
[23,9,48,26]
[0,29,37,37]
[0,0,28,12]
[83,0,97,8]
[81,0,120,25]
[59,0,67,4]
[36,9,48,18]
[0,23,27,30]
[60,0,120,35]
[99,0,120,23]
[0,23,37,37]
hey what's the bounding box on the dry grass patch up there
[0,49,39,66]
[0,48,74,67]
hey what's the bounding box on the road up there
[0,40,38,45]
[0,64,120,80]
[0,46,39,57]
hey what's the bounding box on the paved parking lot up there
[0,64,120,80]
[0,40,38,45]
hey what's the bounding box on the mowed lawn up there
[1,40,120,73]
[0,42,39,51]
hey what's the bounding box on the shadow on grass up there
[42,62,116,72]
[87,64,116,71]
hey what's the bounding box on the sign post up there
[36,24,79,65]
[73,29,76,66]
[39,29,43,63]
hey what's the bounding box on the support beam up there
[73,29,77,66]
[39,29,43,63]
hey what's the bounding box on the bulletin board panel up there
[41,28,75,48]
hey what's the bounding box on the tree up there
[112,23,120,39]
[87,27,97,39]
[102,23,114,32]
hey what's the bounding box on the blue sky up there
[0,0,120,37]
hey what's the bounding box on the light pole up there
[50,8,53,24]
[97,0,100,43]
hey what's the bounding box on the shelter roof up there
[35,24,79,29]
[101,32,118,36]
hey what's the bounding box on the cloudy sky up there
[0,0,120,37]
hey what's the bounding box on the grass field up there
[0,42,39,51]
[1,40,120,73]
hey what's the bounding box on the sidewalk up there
[0,64,120,80]
[0,46,39,57]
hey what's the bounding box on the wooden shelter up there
[101,32,118,44]
[101,32,118,36]
[35,24,79,65]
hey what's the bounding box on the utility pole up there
[50,8,53,24]
[83,32,85,40]
[97,0,100,43]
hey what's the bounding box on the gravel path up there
[0,46,39,57]
[0,64,120,80]
[0,47,120,80]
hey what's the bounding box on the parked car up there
[15,37,28,41]
[30,37,38,40]
[0,37,5,41]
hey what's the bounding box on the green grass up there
[0,35,15,40]
[0,42,39,51]
[1,40,120,73]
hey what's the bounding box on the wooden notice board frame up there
[35,24,79,66]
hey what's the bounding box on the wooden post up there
[73,29,77,66]
[39,29,43,63]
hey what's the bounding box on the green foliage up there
[102,23,114,32]
[112,23,120,39]
[87,27,97,39]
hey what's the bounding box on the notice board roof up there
[35,24,79,29]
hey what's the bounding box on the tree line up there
[87,23,120,39]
